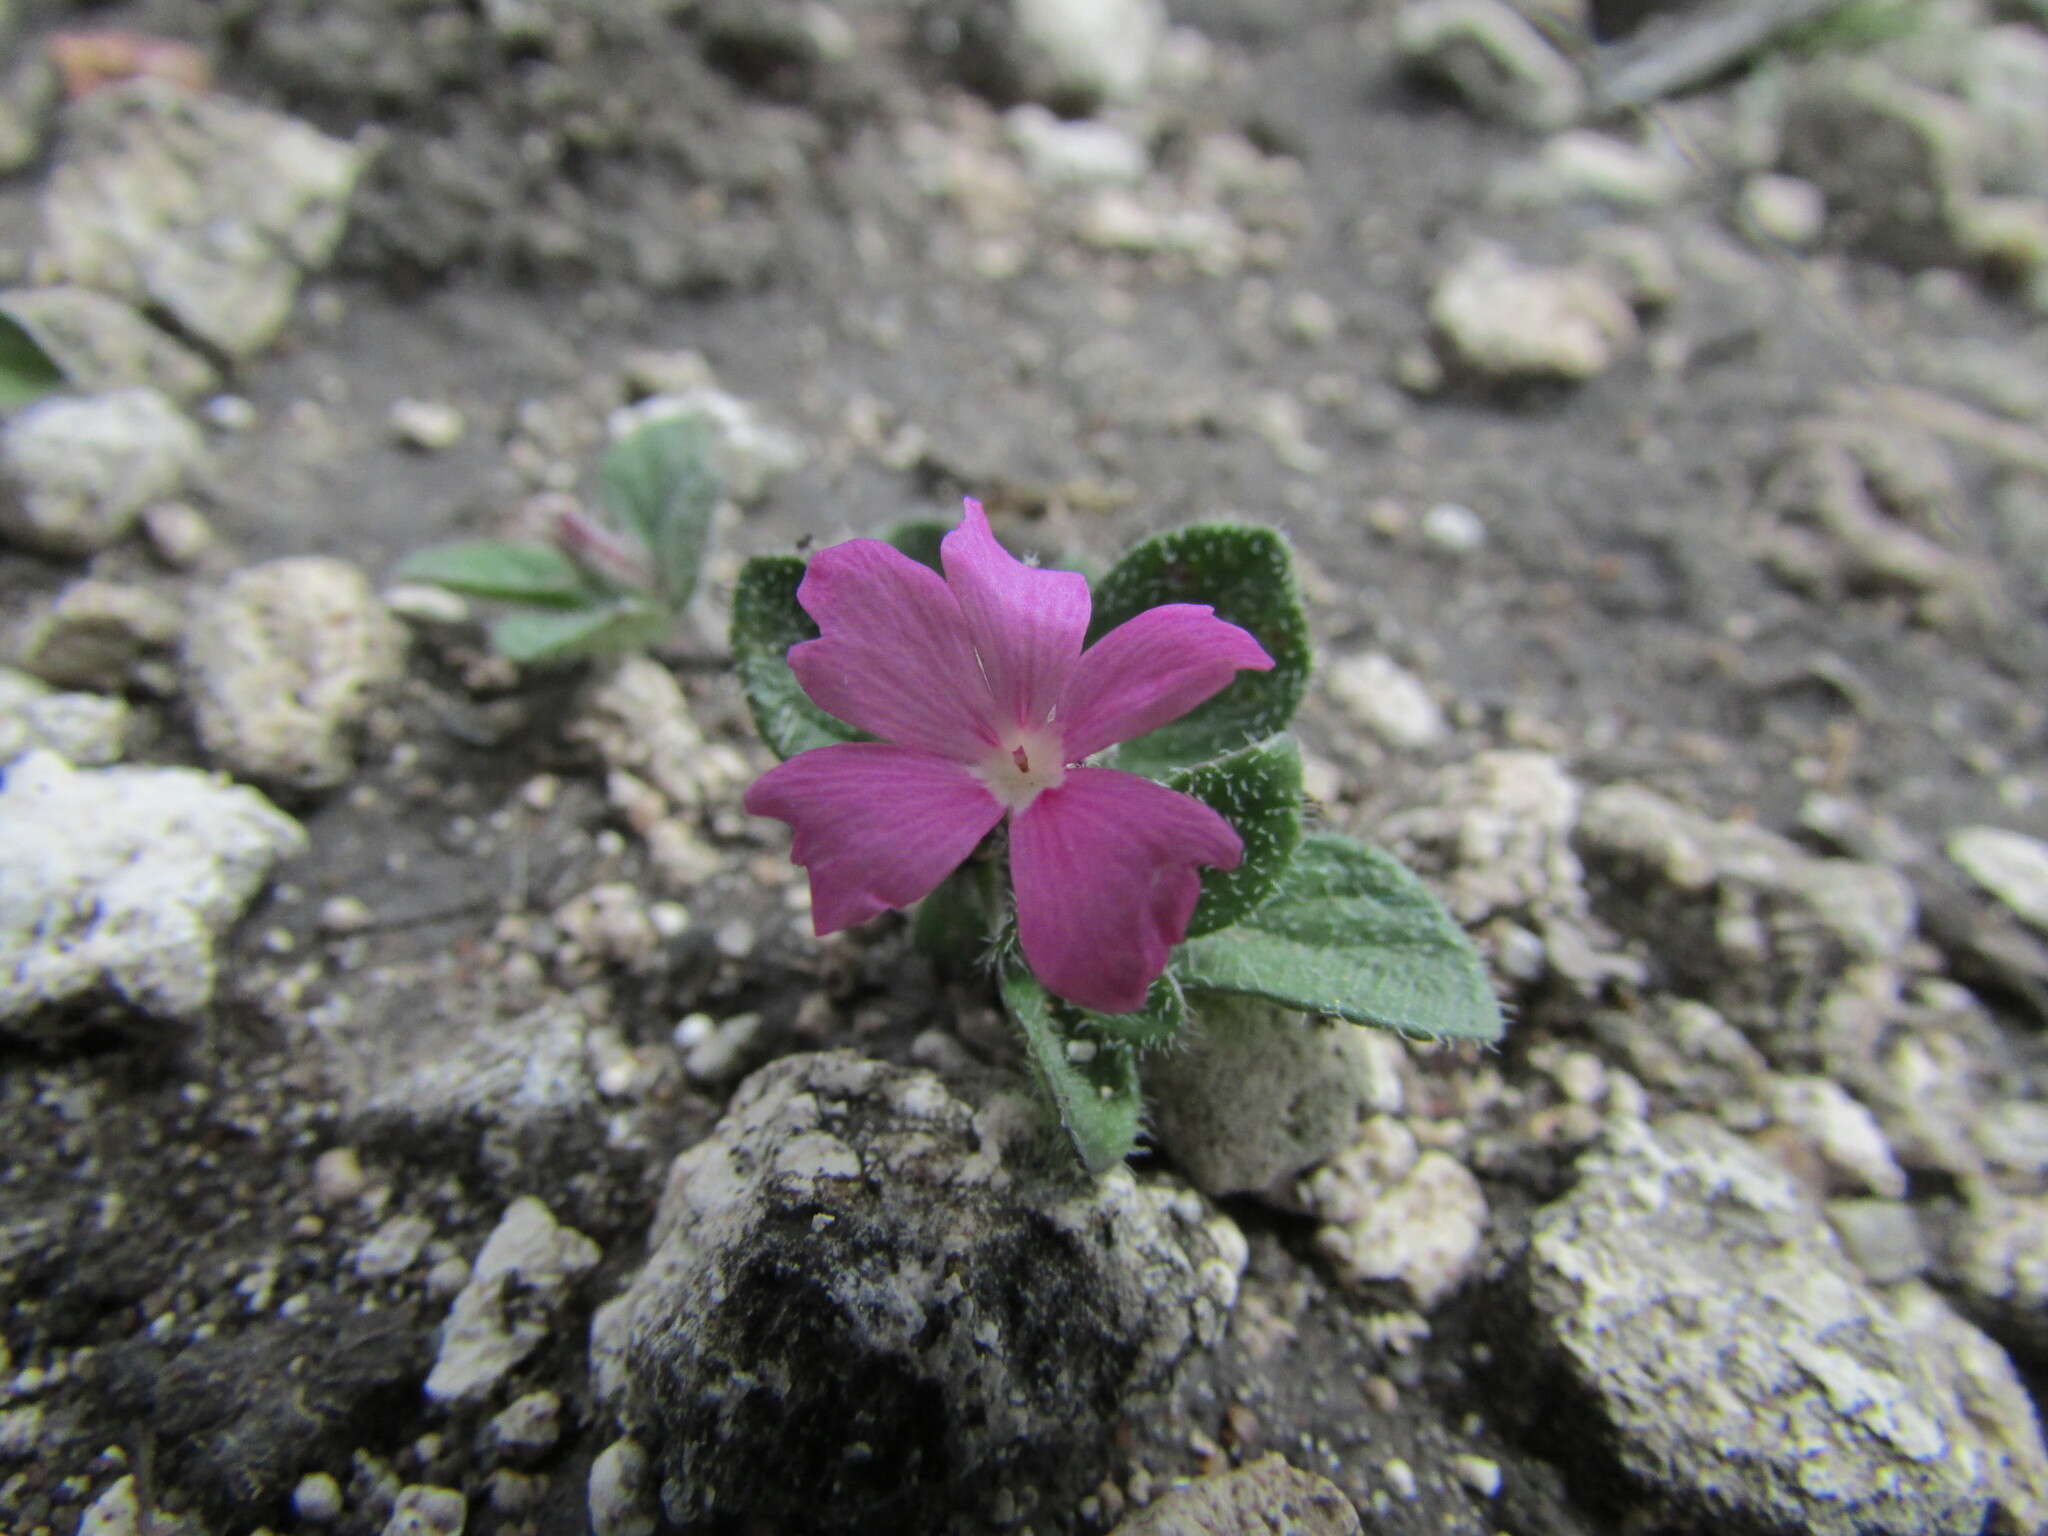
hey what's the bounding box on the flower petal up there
[941,498,1091,732]
[1010,766,1244,1014]
[1055,605,1274,761]
[789,537,998,761]
[745,743,1004,934]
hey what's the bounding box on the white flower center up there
[976,725,1067,813]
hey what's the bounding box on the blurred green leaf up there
[1164,735,1303,937]
[1001,966,1145,1173]
[1089,523,1311,774]
[730,554,864,759]
[882,518,951,573]
[598,415,722,607]
[490,600,667,664]
[394,539,592,606]
[0,309,67,410]
[1079,968,1189,1050]
[1175,832,1503,1042]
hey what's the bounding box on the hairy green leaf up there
[1165,735,1303,937]
[490,600,666,663]
[394,539,593,606]
[1175,832,1503,1042]
[730,554,863,759]
[0,309,67,409]
[598,415,721,607]
[882,518,951,573]
[1089,523,1311,774]
[1001,967,1145,1173]
[1081,968,1189,1050]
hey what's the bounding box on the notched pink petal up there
[942,498,1091,732]
[1009,766,1243,1014]
[1055,604,1274,762]
[745,744,1004,934]
[789,537,998,761]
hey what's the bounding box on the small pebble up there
[389,399,467,451]
[293,1472,345,1524]
[140,501,214,568]
[203,394,257,431]
[312,1147,367,1206]
[489,1390,563,1459]
[588,1438,656,1536]
[1382,1456,1419,1501]
[1451,1453,1502,1497]
[1421,502,1487,553]
[319,896,374,935]
[382,1484,465,1536]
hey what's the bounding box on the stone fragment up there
[0,387,203,556]
[0,286,219,401]
[36,80,364,357]
[382,1485,466,1536]
[1381,750,1584,925]
[0,668,125,766]
[388,398,466,451]
[488,1390,562,1459]
[1947,826,2048,932]
[292,1472,344,1524]
[354,1214,435,1280]
[0,751,303,1033]
[1147,996,1391,1199]
[1108,1453,1362,1535]
[1768,1074,1908,1197]
[1525,1115,2048,1535]
[1005,103,1147,186]
[1396,0,1584,131]
[17,577,183,692]
[1739,172,1827,248]
[425,1197,600,1406]
[1325,651,1446,750]
[1300,1118,1487,1308]
[1948,1190,2048,1364]
[1430,244,1637,383]
[1496,129,1689,208]
[1827,1198,1929,1285]
[182,557,407,793]
[587,1439,656,1536]
[931,0,1167,113]
[601,1051,1243,1533]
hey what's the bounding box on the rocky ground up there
[3,0,2048,1533]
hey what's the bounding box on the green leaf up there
[490,600,667,664]
[1088,523,1311,774]
[1001,967,1145,1174]
[730,554,863,759]
[0,309,66,409]
[1080,968,1189,1050]
[1165,735,1303,937]
[882,519,951,573]
[1175,832,1503,1042]
[394,539,593,606]
[598,415,722,608]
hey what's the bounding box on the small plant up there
[736,499,1504,1172]
[395,414,721,664]
[0,305,69,410]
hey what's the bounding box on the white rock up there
[0,751,303,1032]
[1430,244,1638,383]
[1948,826,2048,931]
[77,1476,144,1536]
[587,1439,656,1536]
[1005,103,1147,185]
[1739,173,1827,248]
[1498,129,1690,208]
[355,1214,436,1280]
[1301,1119,1488,1308]
[0,669,125,766]
[1770,1075,1908,1197]
[1011,0,1166,109]
[381,1485,466,1536]
[292,1472,344,1524]
[17,577,183,692]
[489,1389,563,1458]
[389,398,466,452]
[1327,652,1447,750]
[1420,501,1487,553]
[0,286,219,402]
[608,388,804,507]
[0,388,203,556]
[36,81,365,358]
[182,557,408,792]
[1396,0,1584,131]
[424,1197,600,1405]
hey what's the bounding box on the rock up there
[601,1050,1244,1533]
[77,1476,144,1536]
[1107,1453,1362,1535]
[182,557,408,793]
[1299,1117,1487,1308]
[0,54,56,175]
[0,751,303,1033]
[1495,128,1690,209]
[0,286,220,402]
[1947,1190,2048,1365]
[388,398,466,452]
[1768,1074,1908,1197]
[141,499,214,568]
[1005,102,1148,186]
[1827,1198,1930,1285]
[383,1485,466,1536]
[0,669,125,766]
[1395,0,1584,132]
[1147,995,1391,1199]
[1325,651,1446,750]
[1381,750,1585,925]
[587,1438,656,1536]
[1738,172,1828,248]
[1778,60,1977,268]
[1429,244,1637,384]
[293,1472,345,1524]
[424,1197,601,1406]
[16,577,183,692]
[608,386,805,507]
[1524,1115,2048,1535]
[0,387,203,556]
[1419,500,1487,553]
[36,80,365,358]
[354,1214,436,1280]
[487,1389,562,1459]
[929,0,1168,113]
[1947,826,2048,932]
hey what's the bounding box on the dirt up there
[3,0,2047,1533]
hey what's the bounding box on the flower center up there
[976,725,1067,813]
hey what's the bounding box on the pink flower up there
[745,499,1274,1015]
